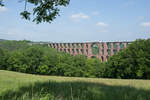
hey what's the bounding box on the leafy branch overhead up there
[0,0,4,6]
[1,0,70,24]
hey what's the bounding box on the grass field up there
[0,70,150,100]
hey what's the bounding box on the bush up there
[0,40,103,78]
[1,39,150,79]
[106,39,150,79]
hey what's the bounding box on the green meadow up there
[0,70,150,100]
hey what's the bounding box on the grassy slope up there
[0,70,150,100]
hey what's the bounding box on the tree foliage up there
[105,39,150,79]
[1,0,70,24]
[0,0,4,6]
[0,48,5,69]
[0,39,150,79]
[0,40,104,78]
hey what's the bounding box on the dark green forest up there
[0,39,150,79]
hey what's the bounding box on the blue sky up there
[0,0,150,42]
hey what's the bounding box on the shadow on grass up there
[0,81,150,100]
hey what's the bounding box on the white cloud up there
[140,22,150,27]
[96,22,108,27]
[0,6,7,12]
[71,13,89,20]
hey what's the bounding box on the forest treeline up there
[0,39,150,79]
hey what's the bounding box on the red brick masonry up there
[48,42,131,62]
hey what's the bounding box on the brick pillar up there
[117,42,120,52]
[97,43,101,60]
[103,42,107,61]
[124,42,127,48]
[84,43,87,56]
[111,42,113,56]
[88,43,92,58]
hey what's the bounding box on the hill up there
[0,70,150,100]
[0,39,5,41]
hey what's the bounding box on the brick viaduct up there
[47,41,131,62]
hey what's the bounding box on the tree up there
[0,48,6,69]
[0,0,4,6]
[0,0,70,24]
[7,51,25,71]
[24,47,45,73]
[106,39,150,79]
[36,65,49,74]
